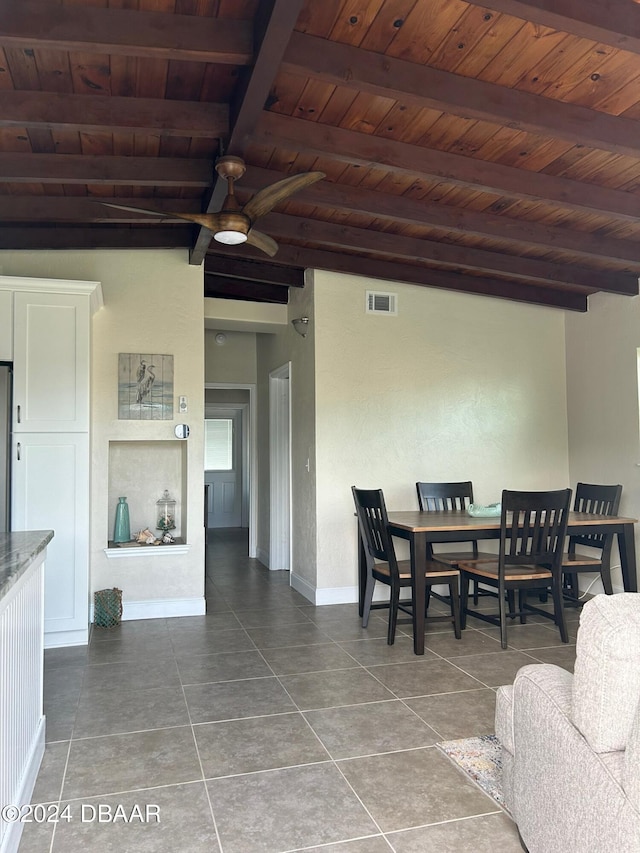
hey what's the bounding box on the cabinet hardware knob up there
[16,404,20,423]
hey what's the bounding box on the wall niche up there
[107,440,187,545]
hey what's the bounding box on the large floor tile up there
[233,607,313,628]
[338,746,497,832]
[44,646,89,669]
[279,668,394,710]
[338,636,437,666]
[44,695,79,743]
[387,812,521,851]
[291,840,391,853]
[366,659,484,698]
[43,665,86,702]
[424,628,503,658]
[525,644,577,672]
[30,741,69,804]
[207,763,378,853]
[477,621,570,650]
[304,700,439,759]
[176,649,272,684]
[80,658,181,694]
[260,642,358,675]
[62,726,201,799]
[184,676,295,723]
[52,783,219,853]
[405,688,498,740]
[169,628,256,656]
[245,622,333,649]
[195,712,329,777]
[73,685,190,738]
[452,650,539,687]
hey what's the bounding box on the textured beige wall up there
[205,329,257,383]
[313,270,570,595]
[0,249,205,606]
[565,291,640,593]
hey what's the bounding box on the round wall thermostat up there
[174,424,190,439]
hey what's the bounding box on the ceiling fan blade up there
[100,201,227,232]
[100,201,169,217]
[243,171,325,222]
[246,228,278,257]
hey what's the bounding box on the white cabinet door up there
[0,291,12,361]
[13,292,89,432]
[12,432,90,646]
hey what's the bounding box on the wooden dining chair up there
[562,483,622,604]
[352,486,461,645]
[416,481,496,603]
[458,488,572,649]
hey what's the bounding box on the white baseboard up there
[89,596,206,624]
[2,717,45,853]
[290,573,316,603]
[44,627,89,649]
[122,597,206,620]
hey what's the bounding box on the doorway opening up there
[204,384,256,558]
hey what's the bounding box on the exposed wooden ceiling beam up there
[0,153,212,187]
[190,0,306,265]
[259,212,635,294]
[0,1,253,64]
[241,166,640,267]
[257,112,640,223]
[207,243,588,311]
[477,0,640,56]
[0,91,227,138]
[205,255,304,287]
[204,275,289,304]
[0,225,193,250]
[283,33,640,160]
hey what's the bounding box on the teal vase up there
[113,497,131,543]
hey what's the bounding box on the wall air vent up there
[366,291,397,315]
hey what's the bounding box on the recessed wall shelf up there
[104,541,191,559]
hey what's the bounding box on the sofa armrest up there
[624,697,640,811]
[511,664,640,853]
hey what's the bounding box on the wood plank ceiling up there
[1,0,640,311]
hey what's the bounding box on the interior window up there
[205,418,233,470]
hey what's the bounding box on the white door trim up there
[204,383,257,558]
[269,363,292,572]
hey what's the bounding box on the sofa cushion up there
[623,696,640,810]
[495,684,514,755]
[572,593,640,753]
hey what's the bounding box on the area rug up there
[437,734,509,814]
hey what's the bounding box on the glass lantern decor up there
[156,489,176,533]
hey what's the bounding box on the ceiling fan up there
[101,155,325,257]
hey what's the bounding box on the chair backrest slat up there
[352,486,399,578]
[416,481,473,513]
[570,483,622,553]
[500,489,572,570]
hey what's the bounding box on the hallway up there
[19,529,578,852]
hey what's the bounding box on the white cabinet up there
[13,291,89,433]
[3,277,102,648]
[0,290,12,361]
[12,433,89,645]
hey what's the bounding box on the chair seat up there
[458,560,552,583]
[374,559,460,580]
[561,552,602,567]
[433,550,496,566]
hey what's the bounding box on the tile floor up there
[18,528,579,853]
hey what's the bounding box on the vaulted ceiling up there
[2,0,640,311]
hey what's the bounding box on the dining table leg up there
[618,524,638,592]
[410,532,427,655]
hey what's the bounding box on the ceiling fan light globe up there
[214,230,248,245]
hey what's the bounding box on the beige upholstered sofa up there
[495,593,640,853]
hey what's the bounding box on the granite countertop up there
[0,530,54,603]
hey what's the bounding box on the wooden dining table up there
[359,509,638,655]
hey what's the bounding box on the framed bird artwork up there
[118,353,174,420]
